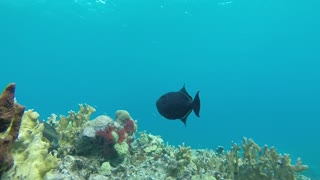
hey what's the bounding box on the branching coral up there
[225,137,309,180]
[165,144,193,178]
[58,104,96,130]
[47,104,96,156]
[0,83,25,177]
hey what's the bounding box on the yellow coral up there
[1,110,59,179]
[50,104,96,156]
[114,142,129,157]
[225,137,309,180]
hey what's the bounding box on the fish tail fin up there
[192,91,200,117]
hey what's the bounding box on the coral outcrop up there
[47,107,137,166]
[0,83,25,177]
[47,109,138,179]
[95,110,137,165]
[47,104,96,156]
[74,115,114,155]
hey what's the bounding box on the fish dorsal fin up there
[180,109,192,126]
[179,85,192,101]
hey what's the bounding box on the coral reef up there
[1,101,311,180]
[48,130,310,180]
[48,108,138,166]
[1,110,59,179]
[0,83,25,176]
[92,110,137,166]
[74,115,114,155]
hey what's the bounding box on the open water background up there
[0,0,319,178]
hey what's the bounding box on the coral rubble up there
[0,83,25,177]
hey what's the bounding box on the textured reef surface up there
[0,83,310,180]
[0,83,25,177]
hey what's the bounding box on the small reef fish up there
[40,120,59,149]
[156,85,200,126]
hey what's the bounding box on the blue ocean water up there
[1,0,319,178]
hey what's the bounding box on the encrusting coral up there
[0,83,25,177]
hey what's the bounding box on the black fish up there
[40,120,59,150]
[156,85,200,126]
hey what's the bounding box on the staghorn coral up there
[0,83,25,177]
